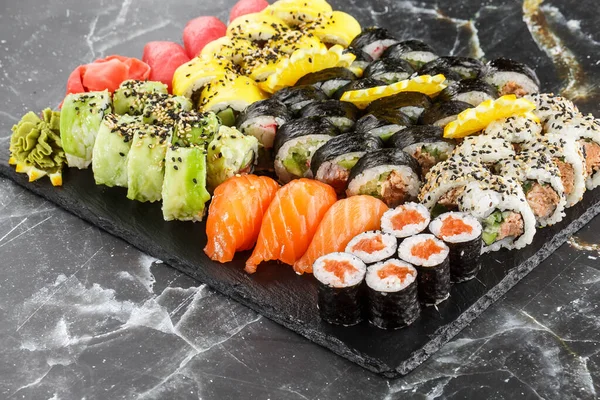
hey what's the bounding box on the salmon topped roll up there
[204,174,279,263]
[245,179,337,274]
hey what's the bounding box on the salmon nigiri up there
[245,179,337,273]
[294,195,389,274]
[204,174,279,263]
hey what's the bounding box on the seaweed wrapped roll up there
[355,109,412,141]
[382,40,438,69]
[418,100,471,127]
[349,27,399,60]
[380,202,431,239]
[365,92,433,123]
[438,79,498,107]
[363,58,415,84]
[236,98,290,149]
[345,231,397,264]
[483,58,540,97]
[389,125,454,176]
[332,78,386,100]
[271,85,328,115]
[299,100,359,132]
[343,47,374,76]
[419,56,483,80]
[346,148,421,207]
[296,67,357,97]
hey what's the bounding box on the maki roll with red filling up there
[313,252,367,326]
[236,98,290,149]
[389,125,454,176]
[429,212,483,282]
[483,58,540,97]
[345,231,398,264]
[349,27,399,61]
[365,259,420,329]
[397,234,450,305]
[380,202,431,239]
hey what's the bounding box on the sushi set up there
[3,0,600,377]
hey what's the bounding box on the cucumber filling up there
[282,139,324,177]
[482,210,524,246]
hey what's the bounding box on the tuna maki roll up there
[274,117,339,183]
[313,252,367,326]
[418,100,471,127]
[365,259,420,329]
[363,58,415,84]
[397,234,450,305]
[236,98,290,149]
[345,231,398,264]
[349,27,399,61]
[271,85,328,115]
[365,92,433,123]
[332,78,386,100]
[346,148,421,208]
[419,56,484,80]
[299,100,359,132]
[483,58,540,97]
[113,80,168,116]
[437,79,498,107]
[382,39,438,69]
[380,202,431,239]
[355,109,412,141]
[389,125,454,176]
[296,67,357,97]
[429,212,483,282]
[310,132,383,194]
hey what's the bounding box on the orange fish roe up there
[377,263,414,281]
[391,209,426,230]
[440,215,473,238]
[322,259,358,283]
[352,235,386,253]
[411,239,444,260]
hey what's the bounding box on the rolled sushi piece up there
[429,212,483,282]
[113,80,169,116]
[389,125,454,176]
[313,252,367,326]
[363,58,415,84]
[419,56,484,80]
[142,94,193,126]
[345,230,397,264]
[299,100,359,132]
[525,92,579,124]
[206,125,259,190]
[236,98,290,149]
[381,40,438,69]
[380,202,431,239]
[174,110,221,147]
[346,148,421,208]
[496,151,566,227]
[311,132,383,194]
[457,175,536,252]
[296,67,357,97]
[332,77,386,100]
[349,27,399,61]
[92,114,141,187]
[60,90,112,169]
[355,109,412,141]
[365,92,433,123]
[397,234,450,305]
[126,124,172,202]
[343,47,374,76]
[273,117,339,183]
[418,100,471,127]
[365,259,420,329]
[438,79,498,107]
[271,85,328,116]
[483,113,542,146]
[521,134,587,207]
[418,59,463,84]
[452,134,515,166]
[483,58,540,97]
[200,75,267,124]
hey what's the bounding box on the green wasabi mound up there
[113,80,168,116]
[60,90,112,169]
[9,108,65,185]
[92,114,142,188]
[206,126,259,191]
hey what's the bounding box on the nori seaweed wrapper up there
[236,98,290,127]
[438,78,498,103]
[418,59,463,82]
[484,58,541,87]
[355,109,412,133]
[273,117,340,155]
[296,67,357,86]
[382,40,437,59]
[332,78,386,100]
[363,58,415,79]
[344,47,374,63]
[446,236,483,283]
[311,132,384,176]
[349,27,397,50]
[414,257,451,305]
[299,100,359,121]
[418,100,471,126]
[365,92,432,115]
[421,56,484,80]
[271,85,328,114]
[367,280,420,329]
[348,148,421,184]
[317,281,364,326]
[389,125,449,149]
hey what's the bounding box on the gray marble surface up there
[1,0,600,398]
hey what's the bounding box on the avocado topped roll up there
[389,126,454,176]
[365,92,433,123]
[349,27,399,60]
[92,114,142,188]
[438,79,498,107]
[60,90,112,169]
[113,80,169,116]
[311,132,383,194]
[483,58,540,97]
[346,148,421,207]
[296,67,357,97]
[355,109,412,141]
[142,94,193,126]
[299,100,359,132]
[274,117,340,183]
[363,58,415,84]
[419,56,484,80]
[418,100,471,127]
[382,40,438,69]
[236,98,290,149]
[271,85,328,115]
[126,124,172,203]
[206,125,259,190]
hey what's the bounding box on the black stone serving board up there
[2,148,600,378]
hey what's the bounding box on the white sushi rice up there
[345,231,397,263]
[453,134,515,165]
[397,234,449,267]
[326,116,355,132]
[313,252,367,288]
[454,91,495,107]
[401,51,438,67]
[484,71,539,96]
[370,124,407,140]
[363,39,399,60]
[432,115,459,128]
[319,79,352,97]
[381,202,431,238]
[484,114,542,143]
[429,212,482,243]
[525,93,579,124]
[347,164,421,202]
[239,115,284,149]
[399,106,426,121]
[274,134,332,182]
[372,72,411,84]
[365,259,417,293]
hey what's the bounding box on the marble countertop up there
[1,0,600,398]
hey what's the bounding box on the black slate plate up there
[2,149,599,377]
